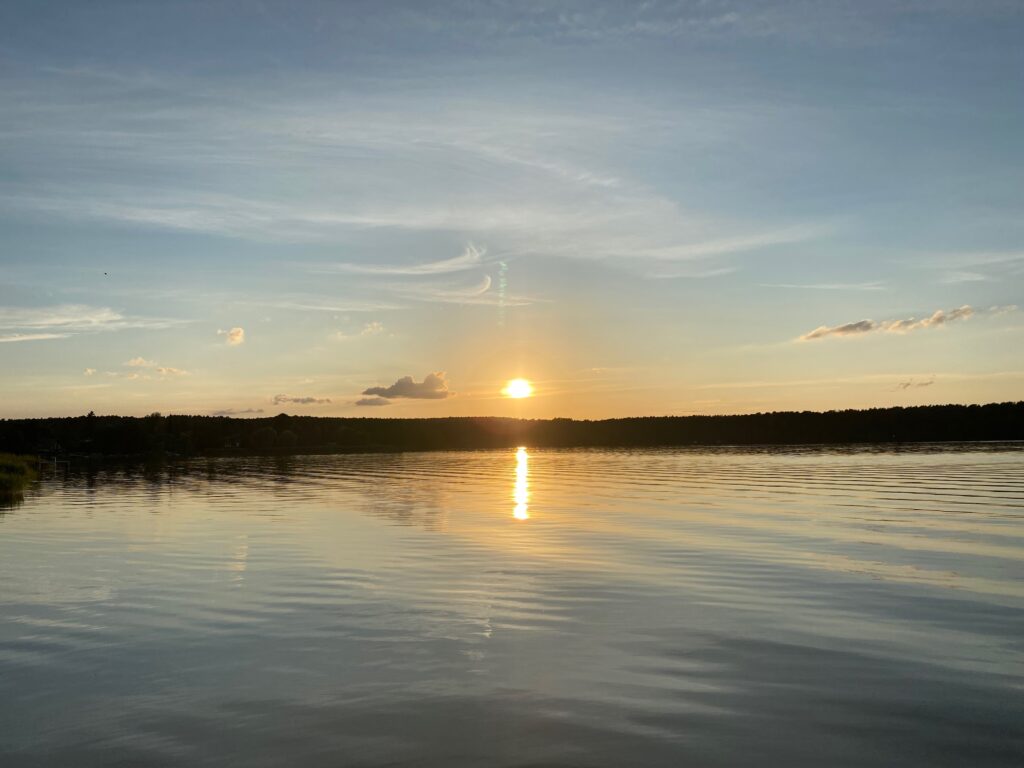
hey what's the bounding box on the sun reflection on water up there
[513,447,529,520]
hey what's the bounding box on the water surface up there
[2,446,1023,766]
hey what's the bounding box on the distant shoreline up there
[2,402,1022,459]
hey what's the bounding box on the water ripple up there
[1,444,1023,766]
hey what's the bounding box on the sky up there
[1,0,1022,419]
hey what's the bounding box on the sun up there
[503,378,534,399]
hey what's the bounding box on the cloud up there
[1,75,828,282]
[210,407,264,417]
[801,319,876,340]
[918,252,1024,286]
[355,397,391,407]
[219,327,245,346]
[926,251,1024,269]
[0,333,69,343]
[362,372,452,400]
[990,304,1019,315]
[0,305,123,329]
[763,281,885,291]
[272,394,331,405]
[897,377,935,390]
[267,298,404,314]
[629,226,823,263]
[884,305,975,333]
[941,271,990,284]
[119,358,187,376]
[322,244,484,276]
[100,364,188,380]
[644,265,737,279]
[0,305,178,340]
[388,275,516,305]
[799,305,975,342]
[332,321,385,341]
[84,368,97,376]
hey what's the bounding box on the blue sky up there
[1,1,1022,417]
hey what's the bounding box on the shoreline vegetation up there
[0,402,1021,459]
[0,454,38,497]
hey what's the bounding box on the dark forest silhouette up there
[1,402,1021,458]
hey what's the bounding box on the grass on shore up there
[0,454,37,494]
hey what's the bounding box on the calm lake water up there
[1,446,1023,767]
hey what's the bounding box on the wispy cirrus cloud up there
[265,299,404,314]
[927,251,1024,269]
[364,272,538,307]
[644,265,738,279]
[918,251,1024,285]
[940,271,990,284]
[320,244,484,276]
[0,305,178,341]
[387,275,502,305]
[0,305,125,330]
[6,179,821,273]
[625,226,824,263]
[312,267,535,309]
[764,281,885,291]
[1,74,828,280]
[391,1,1016,47]
[799,305,977,342]
[0,333,70,343]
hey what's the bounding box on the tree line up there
[0,402,1021,458]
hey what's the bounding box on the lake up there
[1,446,1023,766]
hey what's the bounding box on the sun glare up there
[503,378,534,399]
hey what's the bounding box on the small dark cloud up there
[362,371,451,400]
[272,394,331,405]
[210,407,265,417]
[355,397,391,407]
[896,378,935,391]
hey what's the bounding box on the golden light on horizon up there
[503,378,534,399]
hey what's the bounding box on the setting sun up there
[503,378,534,399]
